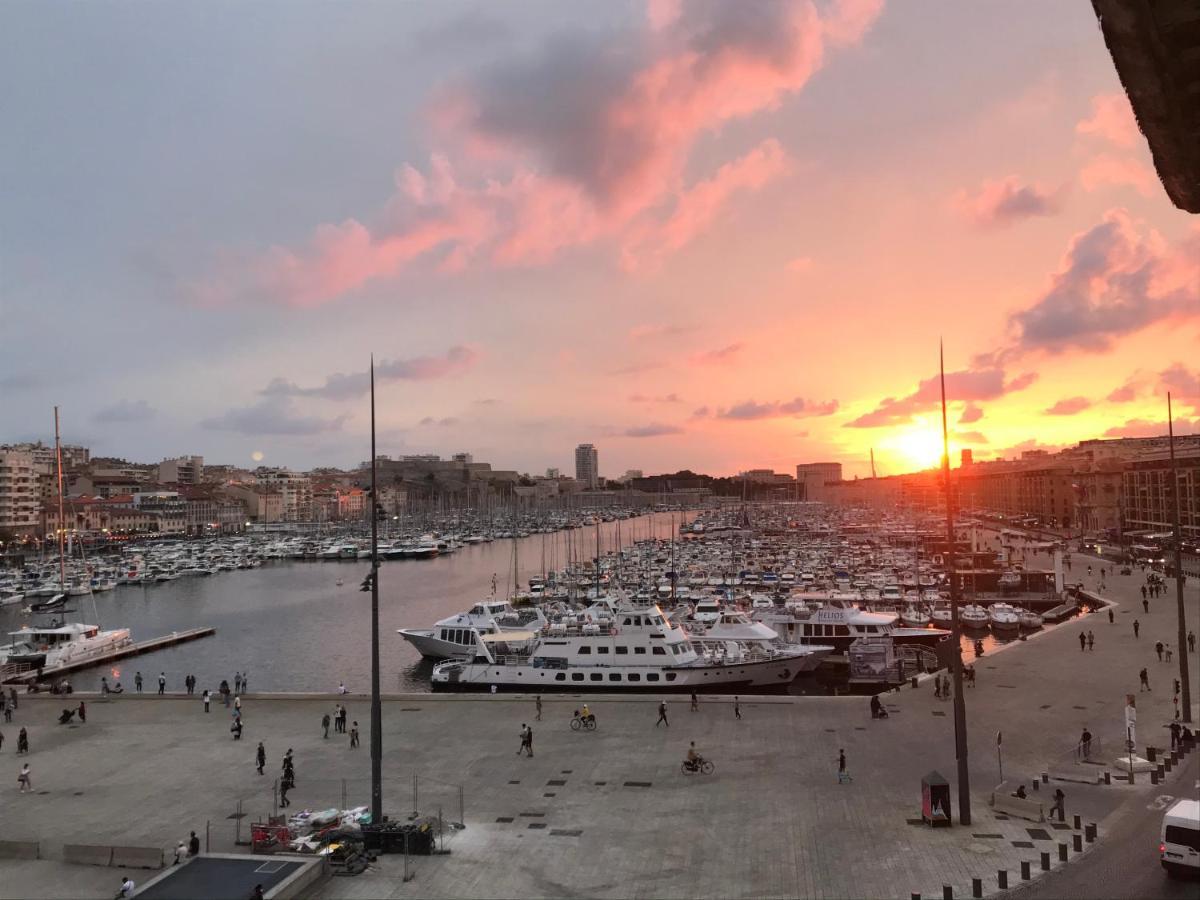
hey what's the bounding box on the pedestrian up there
[234,673,242,694]
[230,718,243,740]
[942,673,951,699]
[1078,632,1086,652]
[1139,667,1151,691]
[524,724,532,756]
[279,772,293,808]
[350,722,359,748]
[234,695,242,715]
[115,876,135,898]
[256,741,266,775]
[1189,631,1196,653]
[282,749,294,781]
[135,672,143,693]
[1087,630,1094,651]
[1107,608,1114,625]
[490,684,497,695]
[690,691,699,712]
[934,676,942,699]
[78,700,86,723]
[1050,788,1065,821]
[321,713,330,739]
[156,672,165,695]
[338,682,347,695]
[1165,644,1173,663]
[242,672,248,692]
[734,696,742,720]
[17,727,28,755]
[338,705,347,734]
[18,762,31,793]
[837,749,851,784]
[202,690,210,713]
[251,885,265,900]
[1143,598,1149,614]
[655,700,669,727]
[1080,728,1092,758]
[517,724,528,756]
[173,841,186,865]
[1133,619,1140,638]
[188,831,200,856]
[1155,641,1164,662]
[1169,721,1181,750]
[535,695,542,722]
[1141,585,1147,601]
[220,680,230,707]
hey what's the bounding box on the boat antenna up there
[368,355,383,823]
[940,339,971,824]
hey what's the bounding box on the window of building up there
[598,646,610,654]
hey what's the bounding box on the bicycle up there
[570,715,597,732]
[680,757,714,776]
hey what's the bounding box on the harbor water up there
[0,513,694,693]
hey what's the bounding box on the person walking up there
[157,673,166,695]
[1141,585,1147,601]
[1108,608,1114,625]
[234,695,242,717]
[202,690,210,713]
[1142,597,1149,614]
[188,831,200,856]
[279,772,293,808]
[1050,788,1066,822]
[1087,630,1095,651]
[78,700,86,723]
[1133,619,1140,638]
[230,718,243,740]
[690,691,699,712]
[524,724,533,757]
[241,672,248,692]
[942,673,951,699]
[234,673,242,694]
[837,749,850,784]
[17,727,28,755]
[18,762,31,793]
[135,672,143,693]
[282,749,295,783]
[1165,644,1173,663]
[1155,641,1164,662]
[1139,667,1151,691]
[655,700,669,727]
[1078,632,1086,652]
[734,696,742,720]
[935,676,942,699]
[116,876,135,898]
[256,741,266,775]
[517,724,528,756]
[1189,630,1196,653]
[339,705,348,734]
[321,713,330,739]
[535,695,542,722]
[349,722,359,748]
[1169,720,1182,750]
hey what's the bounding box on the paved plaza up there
[0,553,1196,899]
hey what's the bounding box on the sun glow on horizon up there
[884,421,949,472]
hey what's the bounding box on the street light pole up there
[1167,393,1192,724]
[370,356,384,821]
[940,341,971,825]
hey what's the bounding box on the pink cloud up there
[1106,377,1140,403]
[1103,417,1199,439]
[1079,154,1156,196]
[1076,93,1140,148]
[958,403,984,424]
[690,343,744,366]
[1160,364,1200,415]
[710,397,839,421]
[953,176,1065,228]
[189,1,884,306]
[1044,396,1092,416]
[846,365,1037,428]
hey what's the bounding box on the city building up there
[0,441,90,472]
[451,452,473,465]
[224,484,285,524]
[796,462,843,501]
[1122,447,1199,542]
[156,455,204,485]
[131,492,187,534]
[575,443,598,489]
[0,450,41,539]
[254,468,313,521]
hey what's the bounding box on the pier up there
[0,627,215,685]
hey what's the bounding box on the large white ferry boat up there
[430,600,809,693]
[398,599,546,660]
[753,598,949,652]
[3,621,133,669]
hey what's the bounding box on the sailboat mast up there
[54,406,67,592]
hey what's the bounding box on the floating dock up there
[0,627,215,685]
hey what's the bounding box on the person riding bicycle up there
[685,741,701,770]
[581,703,592,724]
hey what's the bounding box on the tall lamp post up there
[369,357,384,821]
[939,342,971,825]
[1167,393,1192,724]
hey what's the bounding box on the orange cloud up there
[1076,92,1140,148]
[690,343,744,366]
[953,176,1065,228]
[1079,154,1156,196]
[1044,396,1092,416]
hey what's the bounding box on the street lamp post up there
[1167,393,1192,724]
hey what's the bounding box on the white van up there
[1160,798,1200,877]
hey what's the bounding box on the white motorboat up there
[431,600,802,693]
[987,602,1020,631]
[1017,608,1043,630]
[0,590,25,607]
[899,601,930,628]
[4,622,133,669]
[755,597,948,651]
[689,609,833,671]
[929,599,952,625]
[691,597,723,625]
[960,604,990,629]
[398,599,547,660]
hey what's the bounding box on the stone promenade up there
[0,552,1195,899]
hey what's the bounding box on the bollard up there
[972,877,982,898]
[1032,779,1039,791]
[997,870,1008,890]
[1085,823,1097,843]
[1147,746,1156,763]
[911,894,920,900]
[912,677,919,689]
[943,886,953,900]
[1058,843,1068,862]
[1151,770,1160,785]
[1073,834,1082,853]
[1103,771,1111,785]
[1040,852,1050,871]
[1073,814,1082,830]
[1165,757,1173,772]
[1041,772,1048,784]
[1020,861,1031,881]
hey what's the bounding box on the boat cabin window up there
[615,646,628,655]
[590,673,603,682]
[597,646,610,654]
[634,647,646,655]
[627,673,641,682]
[652,646,666,655]
[835,626,850,636]
[608,673,621,681]
[555,673,566,681]
[665,673,677,682]
[579,646,591,654]
[571,673,584,681]
[646,673,660,682]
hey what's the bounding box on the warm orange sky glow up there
[2,2,1197,477]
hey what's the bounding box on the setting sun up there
[885,423,947,472]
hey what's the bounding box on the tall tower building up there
[575,443,598,489]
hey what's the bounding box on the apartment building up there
[0,450,41,539]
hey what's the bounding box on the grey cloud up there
[202,397,346,435]
[262,346,479,401]
[93,399,156,423]
[623,423,684,437]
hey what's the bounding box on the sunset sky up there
[3,0,1197,479]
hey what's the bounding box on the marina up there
[0,627,215,686]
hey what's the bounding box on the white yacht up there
[755,598,949,652]
[987,602,1020,632]
[3,622,133,669]
[691,596,723,625]
[689,609,833,671]
[398,600,546,660]
[960,604,990,629]
[431,600,802,693]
